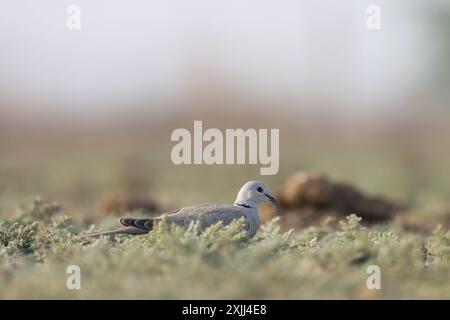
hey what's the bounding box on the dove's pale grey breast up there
[158,204,259,236]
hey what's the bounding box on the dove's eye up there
[257,187,263,193]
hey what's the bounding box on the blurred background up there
[0,0,450,224]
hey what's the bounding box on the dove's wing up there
[78,205,250,239]
[158,204,250,230]
[120,205,248,231]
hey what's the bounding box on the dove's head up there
[234,181,278,207]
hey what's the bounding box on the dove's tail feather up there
[74,227,148,240]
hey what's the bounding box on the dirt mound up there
[441,210,450,229]
[261,171,406,230]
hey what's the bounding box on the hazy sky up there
[0,0,445,118]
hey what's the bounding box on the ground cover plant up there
[0,197,449,299]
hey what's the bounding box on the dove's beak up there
[265,193,278,205]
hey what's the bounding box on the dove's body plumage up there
[120,204,259,236]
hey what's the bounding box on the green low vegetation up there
[0,198,449,299]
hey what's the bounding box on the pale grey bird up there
[76,181,277,239]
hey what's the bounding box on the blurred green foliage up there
[0,200,449,299]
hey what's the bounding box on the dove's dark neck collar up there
[235,202,254,209]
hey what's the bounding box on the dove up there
[76,181,277,239]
